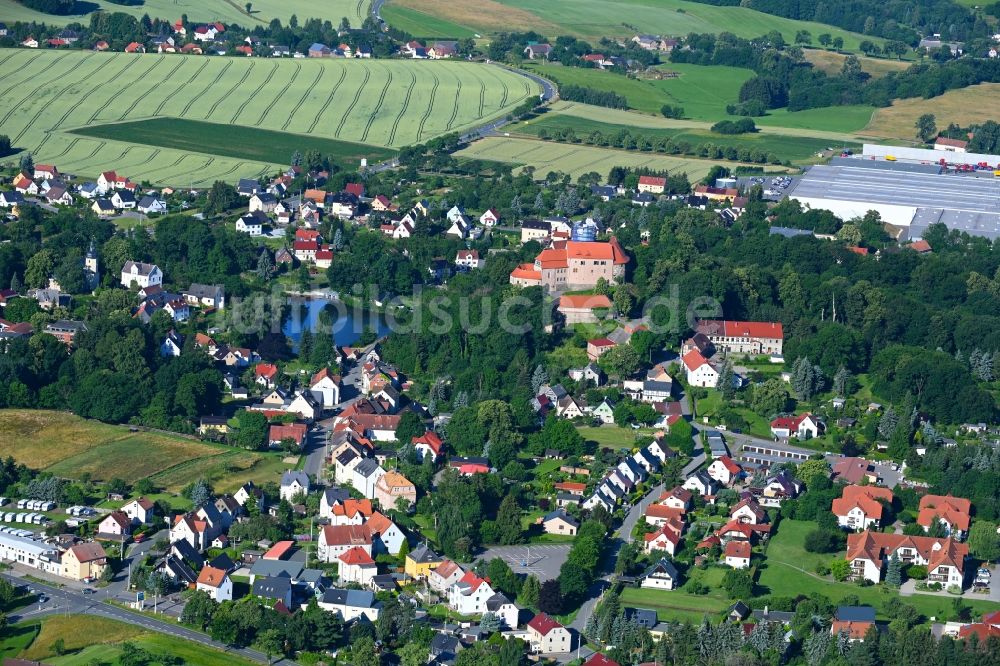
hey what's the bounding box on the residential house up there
[318,588,380,622]
[524,43,552,59]
[830,606,877,642]
[429,559,465,594]
[592,399,615,424]
[405,543,443,579]
[542,509,579,536]
[43,320,86,346]
[568,363,605,386]
[833,485,894,530]
[279,471,310,502]
[309,367,341,409]
[98,511,131,537]
[479,208,500,226]
[252,576,292,606]
[724,540,751,569]
[831,457,878,485]
[374,471,416,511]
[196,565,233,601]
[254,363,279,388]
[526,613,572,653]
[367,511,406,555]
[641,557,679,590]
[120,261,162,289]
[121,497,154,525]
[137,195,167,214]
[269,422,308,449]
[917,494,971,539]
[338,546,377,586]
[412,430,444,462]
[658,486,693,512]
[706,456,743,487]
[845,531,967,587]
[644,521,683,555]
[681,349,719,388]
[455,249,485,270]
[448,571,495,615]
[160,329,184,357]
[183,284,225,310]
[587,338,616,361]
[236,211,266,235]
[317,524,372,562]
[637,175,666,194]
[770,413,822,440]
[683,471,718,497]
[61,543,108,581]
[730,499,767,525]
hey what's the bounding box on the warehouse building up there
[0,531,61,574]
[787,160,1000,240]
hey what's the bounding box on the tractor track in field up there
[0,51,76,107]
[179,60,233,118]
[476,72,486,117]
[86,55,165,124]
[136,151,190,179]
[0,50,29,81]
[0,51,92,129]
[445,73,462,132]
[230,61,280,124]
[305,64,348,135]
[116,55,187,120]
[46,137,81,161]
[359,64,393,143]
[230,62,281,123]
[205,60,256,120]
[334,65,371,138]
[255,62,300,126]
[45,54,131,134]
[386,67,416,146]
[283,66,325,131]
[15,53,112,144]
[155,58,209,116]
[415,69,440,141]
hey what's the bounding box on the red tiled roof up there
[588,337,615,348]
[831,619,874,640]
[638,175,666,186]
[935,136,968,149]
[528,612,564,636]
[321,524,372,546]
[646,504,685,521]
[412,430,444,454]
[832,485,893,521]
[559,294,612,310]
[681,348,709,371]
[725,540,751,559]
[697,319,783,340]
[269,423,307,445]
[917,494,971,531]
[510,263,541,281]
[339,545,375,566]
[197,565,228,587]
[332,499,374,519]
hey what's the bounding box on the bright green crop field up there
[0,0,369,28]
[0,49,537,185]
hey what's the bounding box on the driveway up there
[475,544,570,581]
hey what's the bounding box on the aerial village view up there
[0,0,999,663]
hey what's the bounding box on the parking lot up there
[737,175,798,201]
[475,544,570,581]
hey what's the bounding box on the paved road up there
[1,570,291,665]
[476,544,571,581]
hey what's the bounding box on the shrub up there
[804,529,845,553]
[906,565,928,580]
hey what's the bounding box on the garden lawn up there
[759,519,999,622]
[576,426,644,450]
[620,567,732,623]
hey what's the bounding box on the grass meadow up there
[515,113,856,162]
[0,409,289,493]
[860,83,1000,142]
[9,615,257,665]
[379,4,479,38]
[384,0,879,51]
[0,49,536,185]
[0,0,369,28]
[456,135,791,180]
[524,63,875,135]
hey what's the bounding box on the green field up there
[525,63,875,134]
[516,113,856,162]
[456,135,789,180]
[379,4,478,38]
[72,118,395,171]
[0,0,369,27]
[760,520,999,621]
[0,409,288,493]
[0,49,537,185]
[6,616,257,665]
[386,0,880,51]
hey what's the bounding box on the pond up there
[282,297,391,348]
